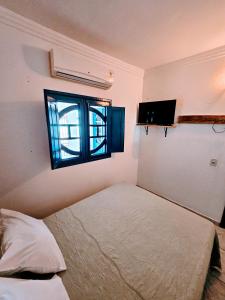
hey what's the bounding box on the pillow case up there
[0,209,66,276]
[0,275,70,300]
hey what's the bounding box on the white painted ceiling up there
[1,0,225,69]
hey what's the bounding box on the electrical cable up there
[212,123,225,134]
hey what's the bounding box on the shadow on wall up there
[0,101,50,199]
[22,45,50,77]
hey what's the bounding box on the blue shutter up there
[111,107,125,153]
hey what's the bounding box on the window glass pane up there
[89,106,106,126]
[90,137,106,155]
[89,126,106,137]
[70,126,80,138]
[60,149,78,160]
[58,105,79,125]
[61,139,80,154]
[59,125,69,139]
[57,102,74,111]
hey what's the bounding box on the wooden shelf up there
[178,115,225,124]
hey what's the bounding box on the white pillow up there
[0,275,70,300]
[0,209,66,275]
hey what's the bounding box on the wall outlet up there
[210,159,218,167]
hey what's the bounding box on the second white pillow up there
[0,275,70,300]
[0,209,66,276]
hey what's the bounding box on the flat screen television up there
[137,100,176,126]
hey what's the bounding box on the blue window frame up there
[44,90,112,169]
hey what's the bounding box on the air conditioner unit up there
[49,48,113,89]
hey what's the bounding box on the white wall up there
[0,8,143,218]
[138,50,225,222]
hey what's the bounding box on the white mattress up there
[45,183,216,300]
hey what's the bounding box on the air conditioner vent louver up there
[55,71,112,89]
[49,49,113,90]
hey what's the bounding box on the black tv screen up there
[137,100,176,126]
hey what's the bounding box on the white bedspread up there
[45,183,216,300]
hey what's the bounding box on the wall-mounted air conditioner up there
[49,48,114,89]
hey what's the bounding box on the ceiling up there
[1,0,225,69]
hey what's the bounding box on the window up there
[44,90,124,169]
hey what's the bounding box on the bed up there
[44,183,218,300]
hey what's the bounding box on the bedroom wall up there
[0,7,143,218]
[138,48,225,222]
